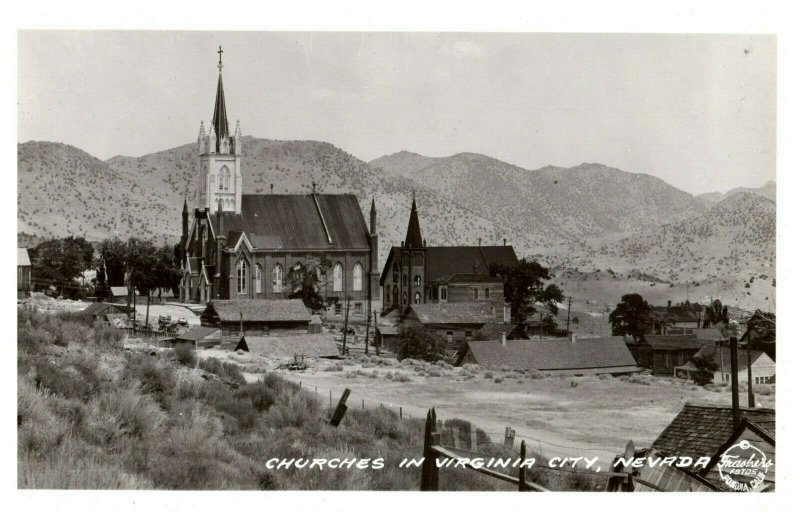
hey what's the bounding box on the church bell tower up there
[196,46,243,214]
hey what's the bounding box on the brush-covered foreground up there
[17,309,603,491]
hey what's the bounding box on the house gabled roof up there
[205,299,311,323]
[380,244,519,285]
[214,194,370,251]
[408,303,496,325]
[81,302,119,316]
[693,327,727,342]
[463,336,638,372]
[434,273,504,284]
[17,248,31,266]
[177,326,220,341]
[109,286,138,297]
[641,334,702,351]
[651,403,775,466]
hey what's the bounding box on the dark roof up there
[715,349,770,374]
[693,328,727,342]
[652,403,775,464]
[206,299,311,323]
[404,197,424,248]
[408,303,496,325]
[435,273,504,284]
[177,326,220,341]
[81,302,118,316]
[463,337,638,372]
[651,306,701,324]
[476,322,528,341]
[216,194,370,250]
[211,71,229,150]
[641,334,702,351]
[426,246,518,282]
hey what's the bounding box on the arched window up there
[209,173,215,191]
[485,288,490,299]
[237,259,248,295]
[254,264,262,294]
[402,291,408,304]
[385,285,391,304]
[402,274,408,286]
[392,264,399,283]
[392,286,399,306]
[413,275,421,287]
[353,263,363,291]
[272,263,283,293]
[220,166,230,191]
[333,263,343,292]
[473,288,479,300]
[414,292,421,304]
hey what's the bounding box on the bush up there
[198,358,246,385]
[390,323,448,362]
[172,345,197,368]
[236,380,277,412]
[121,354,176,408]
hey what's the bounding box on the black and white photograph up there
[8,3,794,511]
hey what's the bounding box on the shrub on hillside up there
[172,345,197,367]
[121,354,176,408]
[198,358,246,385]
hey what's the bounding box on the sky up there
[17,31,776,195]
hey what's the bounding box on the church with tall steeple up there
[179,48,380,322]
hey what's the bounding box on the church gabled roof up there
[215,194,371,251]
[403,196,424,248]
[379,244,519,286]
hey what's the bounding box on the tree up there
[609,294,652,342]
[690,352,719,386]
[746,309,776,360]
[490,260,565,321]
[703,299,729,327]
[30,236,94,298]
[286,257,338,312]
[390,322,448,362]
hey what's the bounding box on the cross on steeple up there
[217,45,224,71]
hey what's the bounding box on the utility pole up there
[566,296,572,333]
[341,297,351,355]
[364,307,371,355]
[747,343,755,408]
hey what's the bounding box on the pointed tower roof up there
[404,194,424,249]
[211,46,230,152]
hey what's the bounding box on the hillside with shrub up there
[18,309,602,491]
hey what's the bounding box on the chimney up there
[270,183,274,194]
[571,333,577,344]
[730,336,740,426]
[478,237,482,246]
[667,300,672,309]
[312,182,316,194]
[503,238,506,246]
[501,331,507,346]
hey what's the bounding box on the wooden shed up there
[200,299,312,350]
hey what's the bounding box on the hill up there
[697,180,775,204]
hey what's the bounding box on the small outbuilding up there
[172,326,221,350]
[81,301,131,321]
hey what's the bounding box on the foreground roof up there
[652,403,775,463]
[216,194,370,251]
[206,299,311,323]
[464,336,638,372]
[242,333,340,358]
[408,303,496,324]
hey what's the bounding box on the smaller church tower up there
[196,46,243,214]
[400,194,426,306]
[368,198,381,315]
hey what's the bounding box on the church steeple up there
[211,46,230,153]
[404,193,424,249]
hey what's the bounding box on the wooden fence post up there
[470,425,477,451]
[399,407,403,419]
[622,439,635,492]
[421,408,440,491]
[518,440,527,491]
[504,427,516,448]
[328,388,351,427]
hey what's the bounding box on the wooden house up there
[17,248,31,298]
[80,301,131,322]
[631,335,703,375]
[403,302,497,345]
[200,299,312,349]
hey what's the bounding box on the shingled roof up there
[651,403,775,466]
[205,299,311,323]
[641,334,703,351]
[408,303,496,325]
[215,194,370,251]
[461,337,639,373]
